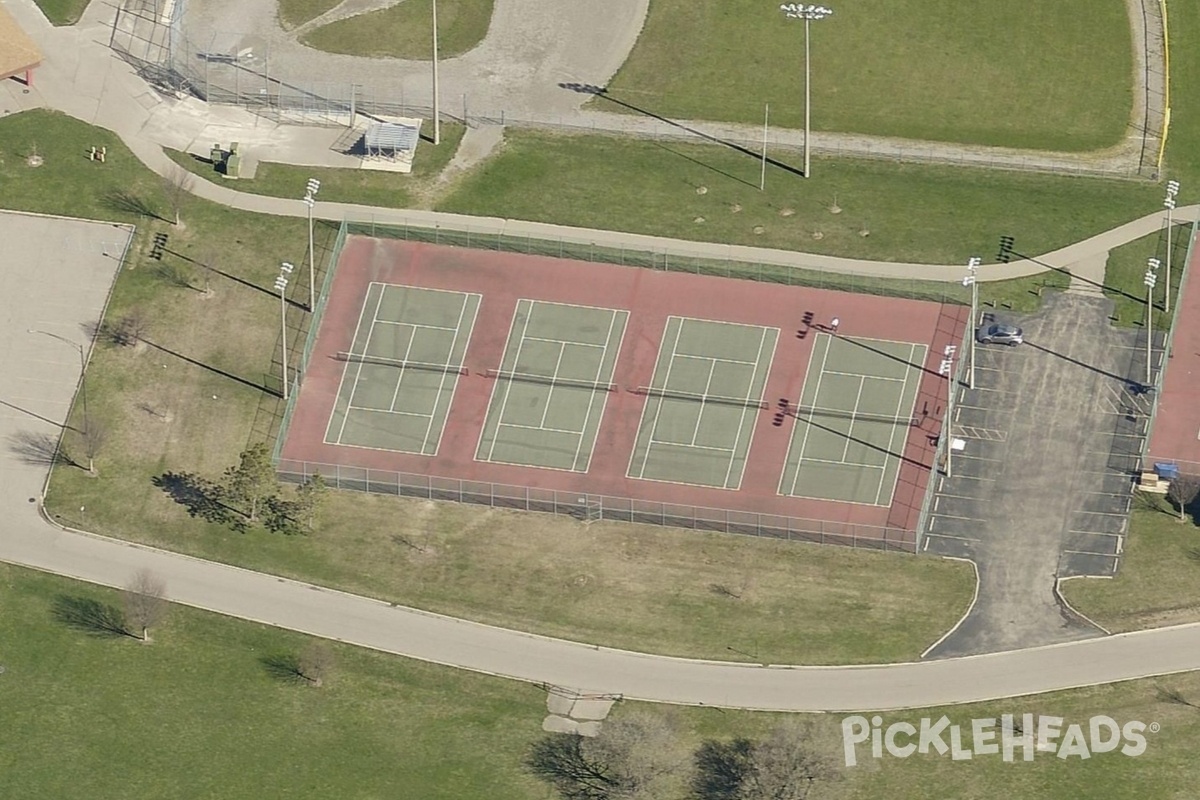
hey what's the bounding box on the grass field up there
[1103,228,1192,329]
[602,0,1132,151]
[165,123,465,209]
[31,0,90,24]
[276,0,341,29]
[7,562,1200,800]
[302,0,494,59]
[436,130,1162,264]
[0,110,973,665]
[1062,498,1200,632]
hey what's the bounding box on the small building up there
[0,5,41,87]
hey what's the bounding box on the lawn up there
[165,122,465,209]
[1103,226,1193,329]
[31,0,90,24]
[436,130,1163,265]
[7,561,1200,800]
[0,109,974,665]
[0,564,552,799]
[1061,498,1200,632]
[302,0,494,59]
[277,0,342,29]
[602,0,1132,151]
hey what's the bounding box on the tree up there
[527,712,683,800]
[692,722,839,800]
[1167,474,1200,522]
[740,721,839,800]
[122,569,168,642]
[296,474,329,531]
[296,642,334,687]
[197,246,219,295]
[162,165,194,226]
[81,418,107,475]
[223,443,278,522]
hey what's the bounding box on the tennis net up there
[334,351,467,376]
[789,404,920,427]
[483,369,616,392]
[631,386,770,410]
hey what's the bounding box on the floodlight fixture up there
[780,4,833,178]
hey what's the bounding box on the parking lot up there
[923,295,1150,656]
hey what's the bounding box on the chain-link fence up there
[277,459,918,552]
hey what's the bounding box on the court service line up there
[374,319,460,333]
[475,299,529,463]
[498,421,585,436]
[673,352,761,367]
[570,310,623,472]
[688,359,720,447]
[795,455,886,470]
[839,377,868,464]
[785,332,833,497]
[538,343,570,430]
[823,369,906,383]
[523,334,606,350]
[631,316,685,480]
[419,294,476,456]
[334,283,388,445]
[386,323,419,414]
[344,404,428,420]
[722,326,774,490]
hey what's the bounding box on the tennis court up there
[779,333,926,505]
[475,299,629,472]
[627,316,778,490]
[324,283,480,455]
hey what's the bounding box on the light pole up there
[432,0,440,145]
[28,328,88,429]
[1145,257,1160,387]
[303,177,320,312]
[962,257,981,389]
[780,3,833,179]
[276,262,295,400]
[944,348,957,478]
[1164,180,1180,313]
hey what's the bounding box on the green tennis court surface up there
[627,316,778,489]
[779,333,926,505]
[475,299,628,472]
[325,283,480,455]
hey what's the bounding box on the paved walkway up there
[1,0,1199,712]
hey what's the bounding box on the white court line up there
[386,324,419,413]
[823,369,906,383]
[630,316,685,480]
[344,404,430,420]
[418,294,476,455]
[793,455,886,470]
[782,331,830,494]
[874,342,921,505]
[475,299,529,463]
[523,334,606,350]
[373,319,460,333]
[645,440,738,454]
[838,376,868,463]
[498,421,586,436]
[688,359,720,446]
[334,284,388,445]
[537,342,570,429]
[488,299,536,462]
[722,326,775,490]
[672,352,761,367]
[570,310,623,471]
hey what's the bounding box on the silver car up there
[976,323,1023,346]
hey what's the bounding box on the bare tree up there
[81,418,107,475]
[162,165,195,226]
[740,721,839,800]
[196,246,220,295]
[1167,474,1200,522]
[296,474,330,531]
[109,307,150,347]
[297,642,334,687]
[692,738,754,800]
[528,711,684,800]
[122,569,168,642]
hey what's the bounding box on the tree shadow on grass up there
[51,595,132,638]
[260,653,305,683]
[152,471,247,532]
[101,189,168,223]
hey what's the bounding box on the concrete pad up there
[0,211,129,509]
[545,692,575,716]
[542,716,602,736]
[566,697,616,721]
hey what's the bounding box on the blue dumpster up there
[1155,462,1180,480]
